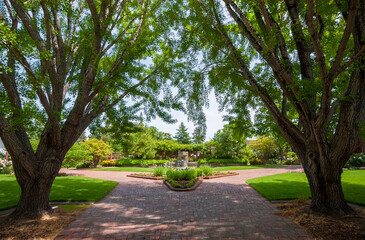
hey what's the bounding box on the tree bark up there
[303,162,354,216]
[8,153,62,220]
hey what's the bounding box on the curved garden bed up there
[163,179,203,191]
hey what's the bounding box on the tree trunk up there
[9,176,56,220]
[8,152,62,220]
[302,154,355,216]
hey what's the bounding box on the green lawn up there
[213,165,283,171]
[90,164,283,172]
[0,175,118,211]
[246,170,365,205]
[91,167,154,172]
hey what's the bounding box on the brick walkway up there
[56,167,310,239]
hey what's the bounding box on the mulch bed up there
[0,205,91,240]
[163,179,203,191]
[274,201,365,240]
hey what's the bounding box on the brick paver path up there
[56,167,310,239]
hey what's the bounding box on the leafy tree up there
[0,0,180,220]
[63,142,92,168]
[174,123,192,144]
[212,124,246,159]
[84,139,111,168]
[183,0,365,215]
[249,136,277,164]
[192,127,205,144]
[130,131,157,159]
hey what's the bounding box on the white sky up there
[147,91,227,141]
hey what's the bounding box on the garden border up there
[163,179,203,191]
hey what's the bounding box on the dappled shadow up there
[56,177,309,239]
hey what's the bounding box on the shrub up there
[199,165,213,176]
[115,159,169,167]
[84,138,111,168]
[250,136,277,164]
[282,159,294,165]
[63,142,92,168]
[286,152,298,161]
[197,158,208,164]
[153,166,166,177]
[0,158,12,174]
[166,178,198,188]
[101,160,117,167]
[249,158,263,165]
[348,153,365,167]
[76,162,93,169]
[166,168,197,181]
[196,168,203,177]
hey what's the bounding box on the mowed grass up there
[91,164,283,172]
[246,170,365,205]
[213,165,283,171]
[91,167,154,172]
[0,175,118,211]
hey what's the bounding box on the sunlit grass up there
[0,175,118,211]
[246,170,365,205]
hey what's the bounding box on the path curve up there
[56,167,310,239]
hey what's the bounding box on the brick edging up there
[126,175,163,180]
[163,179,203,191]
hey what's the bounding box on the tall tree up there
[213,124,246,159]
[174,123,192,144]
[0,0,179,220]
[192,127,205,143]
[183,0,365,216]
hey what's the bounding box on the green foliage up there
[249,158,264,166]
[84,139,111,168]
[249,136,277,164]
[76,162,93,169]
[165,178,198,189]
[63,142,93,168]
[101,160,117,167]
[212,124,247,159]
[153,167,166,177]
[281,160,294,165]
[130,131,157,159]
[199,165,213,176]
[166,168,197,181]
[197,158,248,165]
[196,168,203,177]
[192,127,205,144]
[114,159,169,167]
[347,153,365,167]
[174,123,192,144]
[287,152,298,160]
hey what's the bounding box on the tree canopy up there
[174,122,192,144]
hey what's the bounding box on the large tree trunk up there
[9,153,62,220]
[304,165,354,216]
[9,176,56,220]
[299,141,355,216]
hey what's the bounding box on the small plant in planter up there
[164,168,200,190]
[199,165,213,176]
[153,166,166,177]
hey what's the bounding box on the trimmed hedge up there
[101,159,169,167]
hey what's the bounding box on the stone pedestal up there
[176,151,189,168]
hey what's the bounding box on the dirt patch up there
[274,201,365,240]
[0,205,90,240]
